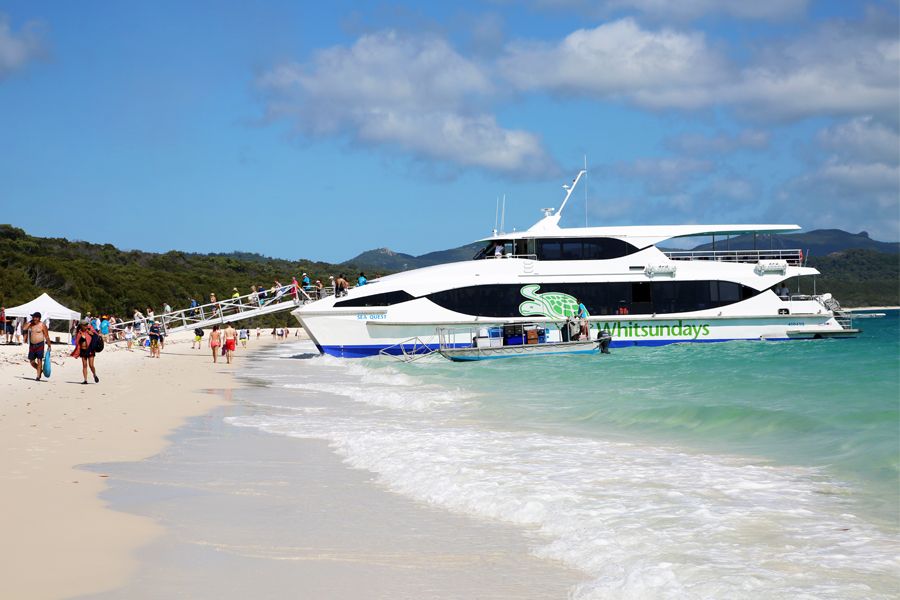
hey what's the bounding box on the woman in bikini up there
[72,320,99,384]
[209,324,221,364]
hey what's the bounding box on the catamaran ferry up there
[294,171,857,358]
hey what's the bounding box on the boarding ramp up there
[109,284,321,340]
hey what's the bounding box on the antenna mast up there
[584,155,588,227]
[500,194,506,233]
[556,169,586,217]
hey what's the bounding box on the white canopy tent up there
[5,293,81,322]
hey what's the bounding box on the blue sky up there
[0,1,897,262]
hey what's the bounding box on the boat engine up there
[597,329,612,354]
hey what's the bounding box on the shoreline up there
[0,330,276,599]
[86,393,583,598]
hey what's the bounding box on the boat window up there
[333,290,416,308]
[538,240,562,260]
[514,238,535,257]
[426,281,759,317]
[473,240,515,260]
[561,241,582,260]
[536,237,639,261]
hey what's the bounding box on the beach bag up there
[92,332,105,353]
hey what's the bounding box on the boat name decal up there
[356,313,386,320]
[596,320,711,340]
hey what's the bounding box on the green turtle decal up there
[518,285,585,319]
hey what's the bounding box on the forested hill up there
[0,225,356,318]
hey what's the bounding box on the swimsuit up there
[224,338,236,351]
[28,341,45,361]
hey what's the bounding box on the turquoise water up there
[421,310,900,523]
[231,310,899,598]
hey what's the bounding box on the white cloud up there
[498,16,899,121]
[818,116,899,165]
[500,19,726,104]
[610,156,713,194]
[259,31,556,176]
[666,129,769,154]
[0,14,43,79]
[721,17,899,121]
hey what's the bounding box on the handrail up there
[108,283,312,338]
[663,249,803,266]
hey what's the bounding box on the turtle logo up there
[518,284,584,319]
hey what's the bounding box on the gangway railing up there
[663,249,804,266]
[108,284,315,341]
[378,337,438,362]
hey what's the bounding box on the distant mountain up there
[343,243,482,273]
[690,229,898,257]
[345,229,897,273]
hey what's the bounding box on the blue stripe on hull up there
[319,337,797,357]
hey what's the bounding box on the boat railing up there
[663,249,803,265]
[482,253,538,260]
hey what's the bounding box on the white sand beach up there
[0,331,250,599]
[0,331,581,599]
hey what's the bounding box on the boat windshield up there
[473,240,513,260]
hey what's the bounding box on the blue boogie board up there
[43,348,51,378]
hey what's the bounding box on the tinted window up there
[426,281,758,317]
[536,237,638,261]
[538,240,562,260]
[334,290,416,308]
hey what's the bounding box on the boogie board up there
[43,348,51,378]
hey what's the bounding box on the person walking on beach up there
[125,324,134,351]
[0,306,6,344]
[148,321,162,358]
[223,323,237,364]
[209,325,221,363]
[22,312,51,381]
[255,326,260,339]
[192,327,204,349]
[72,320,99,384]
[239,327,248,349]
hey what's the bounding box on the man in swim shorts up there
[22,312,51,381]
[223,323,237,364]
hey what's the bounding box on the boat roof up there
[477,222,802,248]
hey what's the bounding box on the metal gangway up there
[108,284,320,341]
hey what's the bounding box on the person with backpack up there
[192,327,204,350]
[148,321,162,358]
[71,319,99,384]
